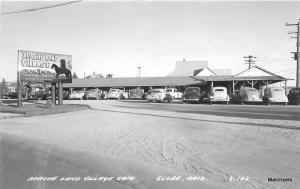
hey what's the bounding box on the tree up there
[72,72,78,79]
[0,78,9,96]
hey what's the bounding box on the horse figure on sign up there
[51,59,72,79]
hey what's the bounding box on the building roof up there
[234,65,286,79]
[64,76,207,88]
[167,60,208,76]
[211,69,232,76]
[63,74,290,89]
[194,75,290,82]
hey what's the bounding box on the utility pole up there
[286,19,300,87]
[137,66,141,78]
[244,55,257,69]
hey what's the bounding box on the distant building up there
[167,59,231,76]
[85,72,104,79]
[7,82,17,92]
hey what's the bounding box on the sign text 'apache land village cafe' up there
[17,50,72,83]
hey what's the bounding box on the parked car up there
[263,87,288,105]
[2,92,18,99]
[208,87,229,104]
[107,88,124,99]
[28,91,48,100]
[238,87,262,104]
[182,87,203,103]
[85,89,102,100]
[147,88,166,102]
[69,90,86,100]
[165,88,183,102]
[63,91,70,100]
[287,87,300,105]
[128,88,144,99]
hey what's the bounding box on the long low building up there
[61,62,291,96]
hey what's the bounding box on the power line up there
[137,66,141,78]
[1,0,82,15]
[244,55,257,69]
[285,19,300,87]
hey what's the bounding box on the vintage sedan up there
[2,92,18,99]
[107,88,123,99]
[287,87,300,105]
[128,88,144,99]
[85,89,102,100]
[28,91,48,100]
[263,87,288,105]
[69,90,86,100]
[239,87,262,104]
[182,87,203,103]
[147,88,166,102]
[165,88,183,102]
[209,87,230,104]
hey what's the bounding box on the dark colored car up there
[28,91,48,100]
[2,92,18,99]
[182,87,203,103]
[128,88,144,99]
[287,87,300,105]
[85,89,102,100]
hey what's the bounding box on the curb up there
[0,104,91,118]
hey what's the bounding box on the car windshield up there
[88,89,97,92]
[110,89,118,92]
[271,88,284,95]
[272,88,283,92]
[214,89,224,92]
[247,88,257,92]
[36,91,45,94]
[186,88,200,92]
[152,89,163,93]
[292,89,300,93]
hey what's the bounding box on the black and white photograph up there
[0,1,300,189]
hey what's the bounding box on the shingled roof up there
[64,76,207,88]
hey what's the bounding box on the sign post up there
[51,83,56,104]
[58,82,63,105]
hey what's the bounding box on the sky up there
[1,0,300,86]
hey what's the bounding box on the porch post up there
[58,82,63,105]
[232,81,235,95]
[51,83,56,105]
[285,80,287,95]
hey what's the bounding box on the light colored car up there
[69,90,86,100]
[147,88,166,102]
[165,88,183,102]
[239,87,262,104]
[209,87,229,104]
[107,88,123,99]
[263,87,288,105]
[85,89,102,100]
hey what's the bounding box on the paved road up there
[114,101,300,121]
[1,100,299,189]
[2,99,299,120]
